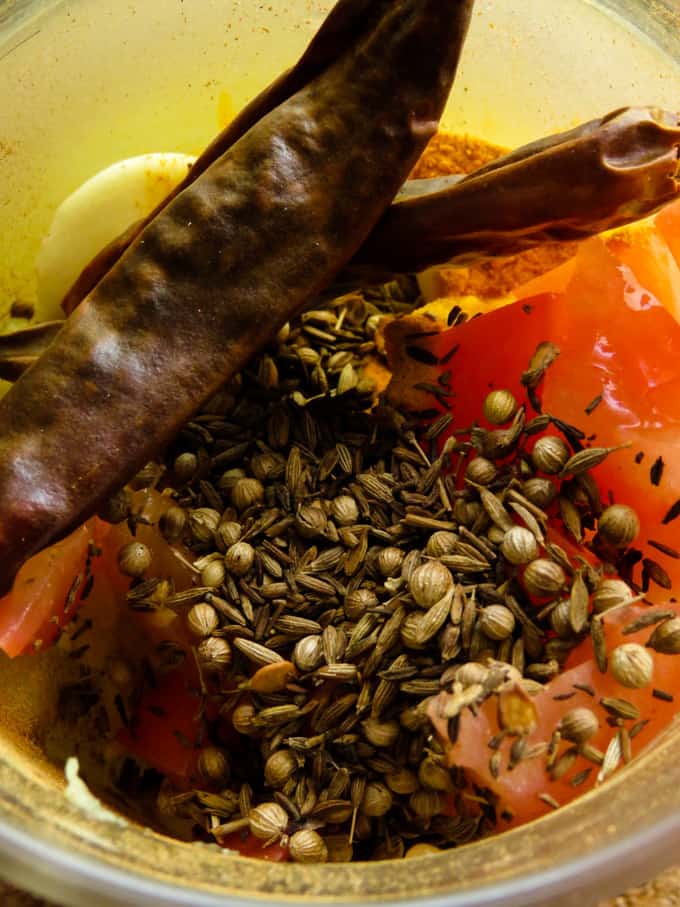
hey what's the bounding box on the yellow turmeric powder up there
[412,133,577,299]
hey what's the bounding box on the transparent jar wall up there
[1,0,680,328]
[1,2,680,906]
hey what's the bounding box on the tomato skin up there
[217,831,290,861]
[390,231,680,600]
[0,520,98,657]
[390,208,680,830]
[449,600,680,828]
[117,665,202,785]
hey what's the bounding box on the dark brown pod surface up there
[0,0,474,593]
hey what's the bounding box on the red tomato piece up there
[117,667,202,785]
[404,234,680,598]
[449,602,680,828]
[0,520,97,657]
[217,831,290,862]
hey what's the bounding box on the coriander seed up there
[479,604,516,640]
[197,747,229,782]
[592,578,633,614]
[117,541,152,578]
[215,520,242,551]
[425,531,458,558]
[295,502,328,539]
[187,602,219,638]
[361,782,392,817]
[197,636,232,671]
[558,707,599,743]
[289,829,328,863]
[231,477,265,511]
[332,495,359,526]
[610,643,654,688]
[201,559,226,587]
[361,718,400,748]
[521,477,557,508]
[597,504,640,548]
[418,757,452,791]
[188,507,221,543]
[377,546,404,578]
[344,588,378,620]
[523,558,566,597]
[293,635,324,672]
[409,789,442,820]
[465,456,497,485]
[248,802,288,841]
[501,526,539,565]
[264,749,298,788]
[225,541,255,576]
[647,617,680,654]
[159,505,186,542]
[173,451,198,483]
[531,436,570,474]
[483,389,517,425]
[405,843,440,858]
[409,561,453,608]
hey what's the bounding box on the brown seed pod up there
[250,661,297,693]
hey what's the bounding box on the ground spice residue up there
[411,133,578,299]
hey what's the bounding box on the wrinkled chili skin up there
[60,0,386,317]
[348,106,680,277]
[0,0,474,595]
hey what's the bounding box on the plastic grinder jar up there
[0,1,680,906]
